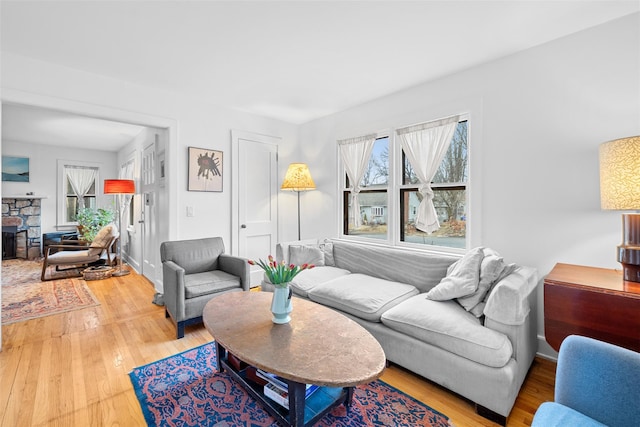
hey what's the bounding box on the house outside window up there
[343,136,389,240]
[340,116,469,251]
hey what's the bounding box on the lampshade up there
[104,179,135,195]
[281,163,316,192]
[600,136,640,210]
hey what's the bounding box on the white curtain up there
[396,115,459,234]
[338,134,377,228]
[119,160,135,223]
[66,166,98,210]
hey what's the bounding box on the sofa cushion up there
[318,239,335,266]
[308,273,419,322]
[426,247,483,301]
[381,295,513,367]
[331,240,457,293]
[289,245,325,267]
[289,266,351,298]
[184,270,241,299]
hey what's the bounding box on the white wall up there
[1,52,299,252]
[297,13,640,359]
[1,139,118,235]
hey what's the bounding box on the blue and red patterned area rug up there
[130,342,452,427]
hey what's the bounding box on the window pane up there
[433,121,468,184]
[401,189,466,249]
[67,178,75,195]
[66,197,78,222]
[85,197,96,210]
[403,121,468,185]
[346,191,387,240]
[361,136,389,187]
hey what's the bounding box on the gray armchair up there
[160,237,250,339]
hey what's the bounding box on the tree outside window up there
[402,120,467,248]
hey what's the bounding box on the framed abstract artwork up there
[188,147,223,192]
[2,156,30,182]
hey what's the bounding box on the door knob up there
[241,224,247,229]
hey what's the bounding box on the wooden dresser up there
[544,263,640,352]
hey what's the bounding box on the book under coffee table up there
[203,292,386,427]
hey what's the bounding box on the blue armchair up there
[532,335,640,427]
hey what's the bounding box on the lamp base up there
[620,263,640,282]
[618,213,640,283]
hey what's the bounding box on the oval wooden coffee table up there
[203,291,386,427]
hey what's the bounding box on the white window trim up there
[337,110,479,255]
[57,159,102,228]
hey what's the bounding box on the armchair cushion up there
[88,223,118,256]
[184,270,242,298]
[532,402,607,427]
[161,237,225,274]
[47,249,100,264]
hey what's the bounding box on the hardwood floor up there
[0,269,555,426]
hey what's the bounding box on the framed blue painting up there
[2,156,30,182]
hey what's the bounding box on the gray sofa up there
[266,238,538,424]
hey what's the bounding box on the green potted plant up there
[76,207,116,242]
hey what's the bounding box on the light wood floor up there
[0,268,555,426]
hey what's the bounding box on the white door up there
[231,130,280,286]
[141,138,159,283]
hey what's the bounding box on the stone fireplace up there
[2,196,45,260]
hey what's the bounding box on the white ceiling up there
[1,1,639,149]
[2,104,147,151]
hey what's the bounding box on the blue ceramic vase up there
[271,284,293,324]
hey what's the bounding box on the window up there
[340,116,469,251]
[343,136,389,240]
[57,161,100,226]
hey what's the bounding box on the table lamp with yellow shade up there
[600,136,640,282]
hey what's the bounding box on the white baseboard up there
[536,334,558,361]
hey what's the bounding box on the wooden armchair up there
[41,224,119,281]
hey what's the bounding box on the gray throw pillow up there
[426,247,483,301]
[318,239,335,266]
[468,262,518,317]
[289,245,325,267]
[457,248,507,313]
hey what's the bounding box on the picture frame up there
[2,156,30,182]
[188,147,223,192]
